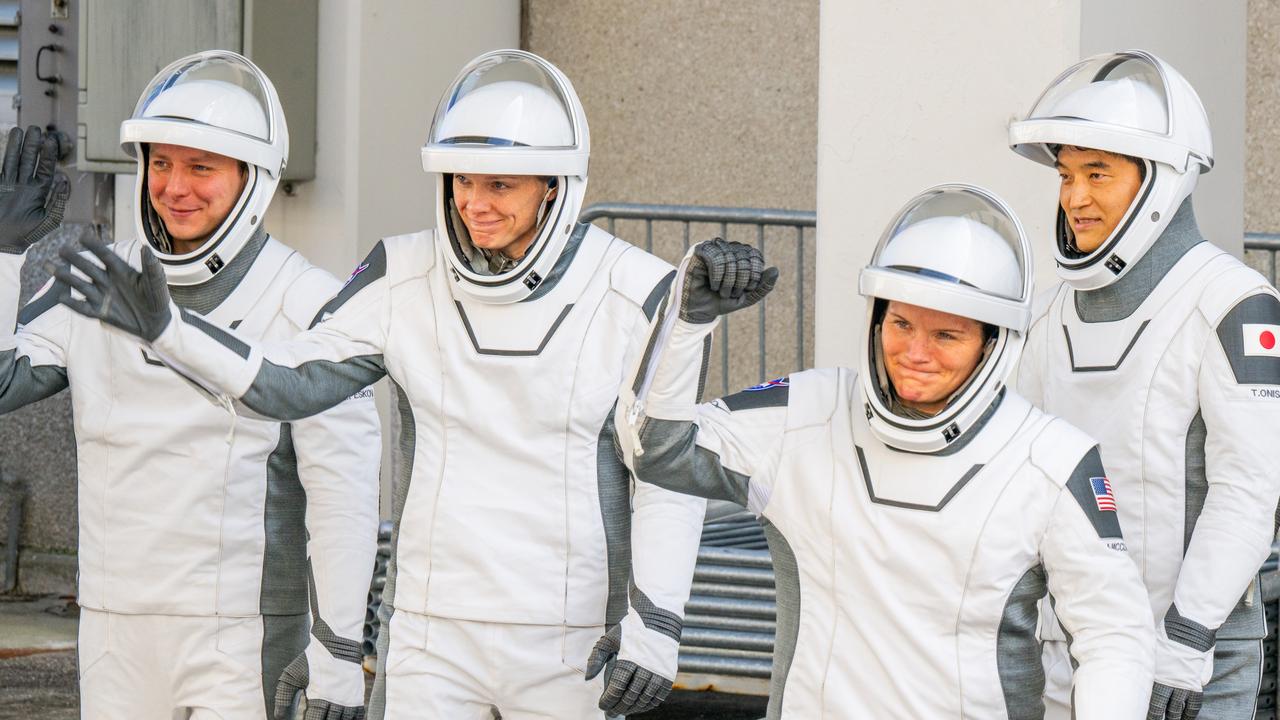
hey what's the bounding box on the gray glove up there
[1147,683,1203,720]
[0,126,69,255]
[680,238,778,324]
[51,235,174,342]
[273,653,365,720]
[585,624,673,716]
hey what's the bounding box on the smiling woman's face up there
[880,300,987,415]
[452,173,555,261]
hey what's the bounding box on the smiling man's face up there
[146,143,247,255]
[1055,146,1144,254]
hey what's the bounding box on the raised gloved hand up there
[273,646,366,720]
[679,237,779,324]
[585,616,676,716]
[51,235,174,342]
[1147,607,1213,720]
[0,126,70,254]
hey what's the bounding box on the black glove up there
[0,126,69,255]
[680,238,779,324]
[273,653,366,720]
[584,624,673,716]
[1147,682,1203,720]
[51,235,174,342]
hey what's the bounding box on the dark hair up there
[1053,144,1146,181]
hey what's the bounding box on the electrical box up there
[16,0,112,225]
[76,0,317,181]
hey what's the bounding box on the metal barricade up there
[581,202,816,397]
[1246,233,1280,287]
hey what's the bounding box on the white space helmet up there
[121,50,288,285]
[858,184,1033,454]
[421,49,589,304]
[1009,49,1212,290]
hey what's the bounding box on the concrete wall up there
[1246,0,1280,235]
[524,0,820,384]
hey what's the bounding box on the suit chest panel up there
[76,247,297,456]
[391,241,637,454]
[1041,261,1216,486]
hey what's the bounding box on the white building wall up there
[815,1,1247,367]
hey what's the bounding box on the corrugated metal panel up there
[0,2,18,28]
[0,7,15,127]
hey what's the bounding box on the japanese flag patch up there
[1242,324,1280,357]
[1090,476,1116,512]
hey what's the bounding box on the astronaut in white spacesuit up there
[0,51,380,719]
[1009,50,1280,720]
[49,49,719,718]
[614,184,1155,719]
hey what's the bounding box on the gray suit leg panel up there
[261,612,310,717]
[0,349,67,414]
[634,418,750,507]
[1185,411,1207,553]
[762,522,799,720]
[261,424,309,616]
[242,355,387,421]
[367,382,416,720]
[597,409,633,627]
[1186,411,1266,641]
[1200,638,1262,719]
[998,565,1049,720]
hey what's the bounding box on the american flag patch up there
[1090,477,1116,512]
[744,378,789,392]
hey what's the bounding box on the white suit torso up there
[0,236,380,617]
[687,368,1153,718]
[179,224,706,630]
[387,225,678,624]
[1019,241,1280,643]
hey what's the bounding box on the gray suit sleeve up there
[631,383,790,511]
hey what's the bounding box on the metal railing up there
[581,202,816,397]
[1246,233,1280,287]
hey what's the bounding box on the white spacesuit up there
[1010,49,1280,720]
[0,52,380,719]
[615,185,1155,719]
[51,50,708,719]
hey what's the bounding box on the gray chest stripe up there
[1061,319,1150,373]
[453,300,573,357]
[855,445,982,512]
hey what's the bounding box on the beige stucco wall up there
[1247,0,1280,236]
[523,0,820,386]
[523,0,818,211]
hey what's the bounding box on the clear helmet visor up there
[1007,50,1214,174]
[860,185,1032,332]
[423,50,588,177]
[1029,52,1170,135]
[133,52,274,143]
